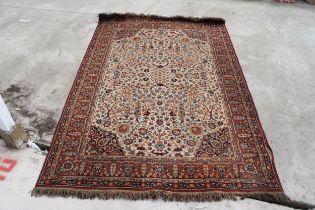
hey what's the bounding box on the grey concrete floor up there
[0,0,315,209]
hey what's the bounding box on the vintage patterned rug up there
[33,14,288,202]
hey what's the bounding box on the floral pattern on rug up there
[87,29,234,158]
[34,15,285,201]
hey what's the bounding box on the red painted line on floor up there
[0,158,17,172]
[0,157,17,181]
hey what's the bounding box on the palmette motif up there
[34,15,285,201]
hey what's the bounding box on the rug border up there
[33,13,288,203]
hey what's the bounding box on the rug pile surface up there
[33,14,287,202]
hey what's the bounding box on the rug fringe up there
[32,187,290,203]
[98,13,225,24]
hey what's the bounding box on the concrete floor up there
[0,0,314,209]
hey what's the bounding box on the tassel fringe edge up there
[32,187,290,203]
[98,13,225,24]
